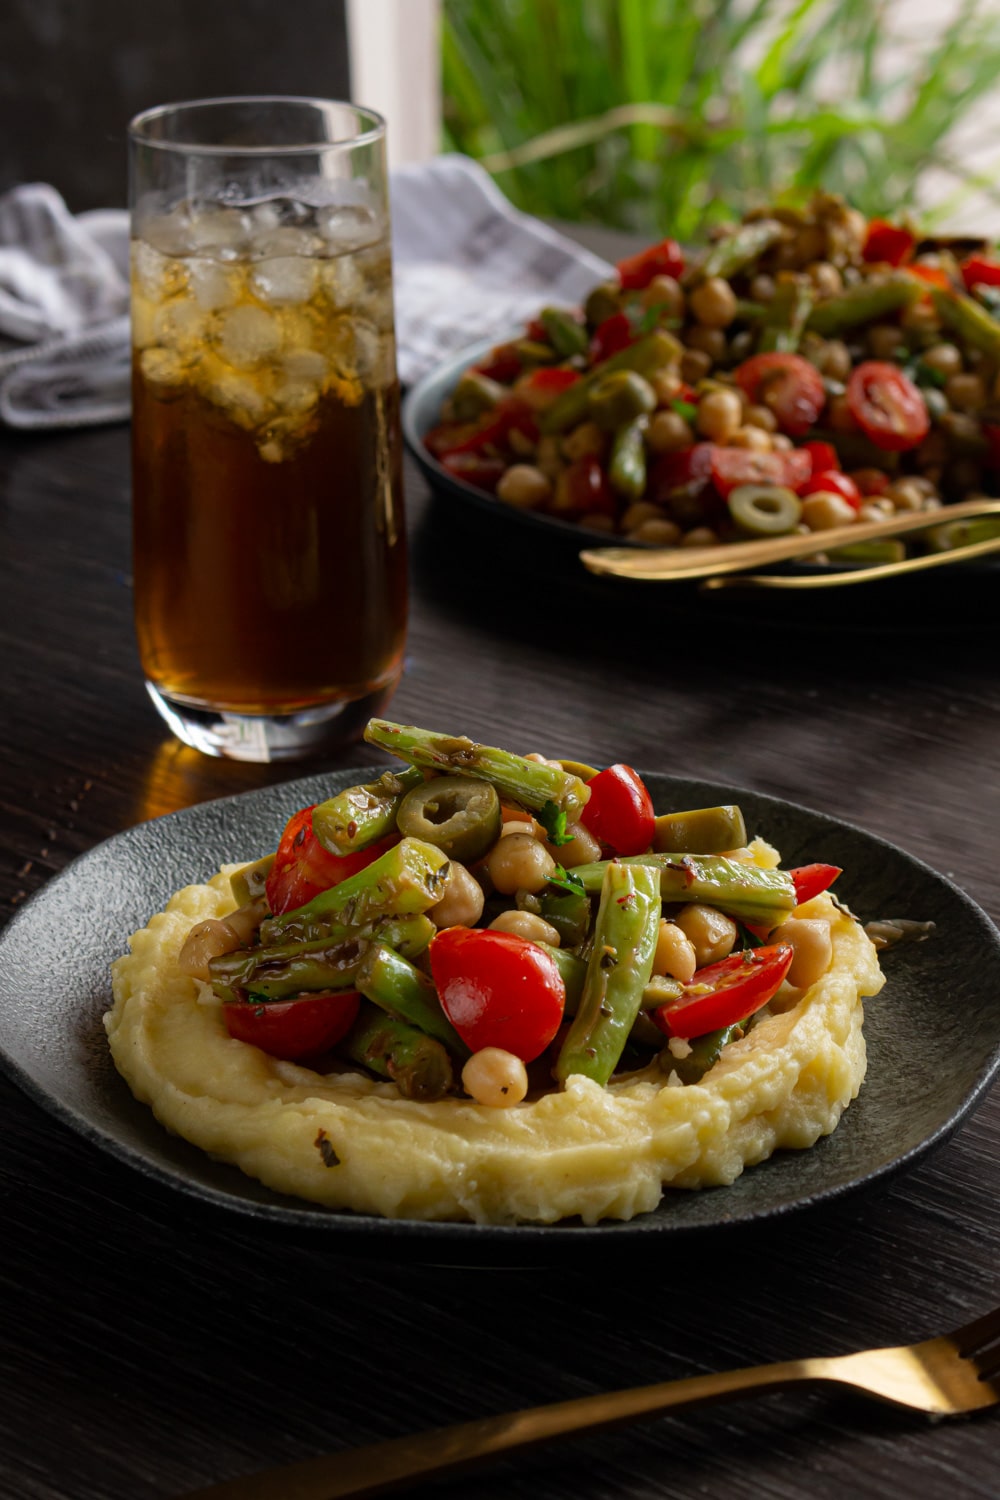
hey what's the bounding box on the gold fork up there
[177,1302,1000,1500]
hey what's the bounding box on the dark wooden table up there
[1,410,998,1500]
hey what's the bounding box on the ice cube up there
[139,347,189,394]
[319,255,364,309]
[273,378,320,417]
[251,226,322,259]
[139,213,196,259]
[130,292,159,350]
[328,315,380,382]
[186,208,252,258]
[214,304,283,369]
[154,295,209,356]
[202,366,273,429]
[250,256,317,307]
[318,205,384,253]
[281,348,328,382]
[131,239,188,301]
[188,258,243,311]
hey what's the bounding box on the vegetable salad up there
[178,718,847,1106]
[424,194,1000,560]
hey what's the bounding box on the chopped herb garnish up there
[671,398,698,423]
[548,864,586,895]
[538,799,572,846]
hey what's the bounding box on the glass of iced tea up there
[127,98,407,761]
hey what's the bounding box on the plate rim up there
[1,767,999,1250]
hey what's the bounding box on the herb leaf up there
[671,398,698,422]
[547,864,586,895]
[538,799,572,846]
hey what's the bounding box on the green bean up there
[540,330,681,433]
[930,287,1000,361]
[687,219,784,285]
[568,854,796,928]
[587,370,657,429]
[354,942,468,1056]
[554,861,661,1087]
[364,719,591,821]
[806,273,920,335]
[608,417,648,500]
[261,837,451,944]
[662,1022,745,1085]
[339,1001,454,1101]
[312,766,424,857]
[209,914,435,1001]
[758,278,813,353]
[540,306,590,358]
[535,941,588,1015]
[652,806,747,855]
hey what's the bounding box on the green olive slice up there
[727,484,802,536]
[652,805,747,855]
[396,776,501,863]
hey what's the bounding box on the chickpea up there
[743,402,778,432]
[641,274,685,319]
[808,260,843,297]
[901,299,941,335]
[674,903,737,968]
[921,343,963,380]
[726,425,772,452]
[867,324,907,361]
[650,369,682,405]
[685,325,728,361]
[812,339,853,383]
[547,820,602,868]
[508,427,536,458]
[771,917,833,991]
[177,918,242,980]
[483,833,555,895]
[495,465,552,511]
[770,432,793,451]
[801,492,858,530]
[561,420,606,462]
[631,517,683,546]
[826,394,858,434]
[652,920,697,983]
[500,820,537,838]
[689,276,738,329]
[680,347,713,384]
[534,435,563,478]
[489,909,561,946]
[696,387,743,442]
[620,500,662,532]
[885,478,928,512]
[645,409,694,454]
[859,499,895,523]
[428,861,485,929]
[750,272,776,303]
[461,1048,529,1108]
[944,371,987,411]
[680,526,719,547]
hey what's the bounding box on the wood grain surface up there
[1,415,998,1500]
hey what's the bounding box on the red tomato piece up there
[428,928,566,1062]
[960,255,1000,291]
[440,452,507,493]
[734,353,827,438]
[848,467,892,497]
[862,219,915,267]
[265,807,397,917]
[525,317,548,341]
[551,455,616,518]
[800,470,862,510]
[589,312,634,364]
[709,445,812,499]
[983,422,1000,471]
[790,864,842,905]
[523,367,581,394]
[616,238,684,291]
[223,990,360,1061]
[472,343,522,383]
[802,440,840,475]
[579,765,655,857]
[846,362,930,453]
[908,264,951,293]
[651,944,794,1040]
[424,420,485,459]
[647,441,717,505]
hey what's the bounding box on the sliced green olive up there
[229,853,275,907]
[727,484,802,536]
[926,516,1000,552]
[652,805,747,855]
[396,776,501,863]
[451,370,505,421]
[587,369,658,430]
[825,540,907,565]
[558,758,600,781]
[584,282,623,327]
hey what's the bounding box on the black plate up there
[1,768,998,1261]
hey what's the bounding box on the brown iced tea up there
[130,203,407,718]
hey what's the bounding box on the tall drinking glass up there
[128,98,407,761]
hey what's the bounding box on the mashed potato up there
[105,858,884,1225]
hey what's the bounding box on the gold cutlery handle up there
[579,497,1000,581]
[701,532,1000,589]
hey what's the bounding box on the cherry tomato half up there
[580,765,655,857]
[960,255,1000,292]
[472,343,522,383]
[648,441,717,505]
[616,238,684,291]
[862,219,915,267]
[848,467,892,497]
[265,807,397,917]
[428,927,566,1062]
[790,864,842,905]
[223,990,361,1061]
[801,440,840,475]
[709,444,812,499]
[551,455,616,518]
[589,311,634,364]
[734,353,827,438]
[651,944,794,1040]
[441,453,507,493]
[800,470,862,510]
[846,362,930,453]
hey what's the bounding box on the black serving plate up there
[1,768,999,1263]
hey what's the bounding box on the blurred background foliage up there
[441,0,1000,241]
